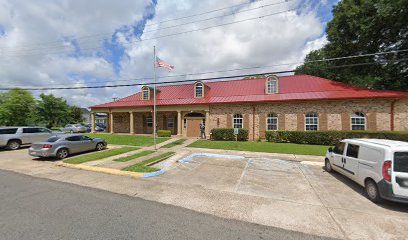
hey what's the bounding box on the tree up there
[35,94,70,128]
[296,0,408,91]
[68,106,84,123]
[0,89,36,126]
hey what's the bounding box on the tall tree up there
[68,106,84,124]
[296,0,408,91]
[0,89,36,126]
[35,94,70,128]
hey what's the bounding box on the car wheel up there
[56,148,69,160]
[95,143,104,151]
[325,159,333,172]
[365,179,382,203]
[6,140,20,150]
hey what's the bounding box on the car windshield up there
[47,137,60,142]
[394,152,408,173]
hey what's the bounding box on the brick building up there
[90,74,408,140]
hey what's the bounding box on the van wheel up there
[325,159,333,172]
[365,179,382,203]
[6,140,20,150]
[56,148,69,160]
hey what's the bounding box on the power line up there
[2,59,406,91]
[0,0,284,52]
[3,48,406,88]
[3,8,295,57]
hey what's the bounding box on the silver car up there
[60,124,87,133]
[0,127,54,150]
[28,134,107,159]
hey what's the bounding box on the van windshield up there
[394,152,408,173]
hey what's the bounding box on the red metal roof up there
[91,74,408,109]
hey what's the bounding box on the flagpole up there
[153,46,157,151]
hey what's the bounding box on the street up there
[0,169,331,240]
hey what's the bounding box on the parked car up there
[60,124,87,133]
[325,139,408,203]
[84,123,92,133]
[28,134,107,159]
[0,127,54,150]
[96,123,106,131]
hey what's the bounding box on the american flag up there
[156,56,174,71]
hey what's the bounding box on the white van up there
[325,139,408,203]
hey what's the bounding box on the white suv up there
[0,127,54,150]
[325,139,408,203]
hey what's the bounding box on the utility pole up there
[153,46,157,151]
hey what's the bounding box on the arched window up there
[195,82,203,98]
[233,113,243,129]
[267,113,278,130]
[266,77,278,94]
[351,112,366,130]
[142,87,149,100]
[305,112,318,131]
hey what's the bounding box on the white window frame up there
[233,113,243,129]
[267,79,277,94]
[305,112,319,131]
[195,83,203,98]
[167,117,174,128]
[267,113,278,130]
[142,88,149,100]
[146,116,153,127]
[351,112,366,130]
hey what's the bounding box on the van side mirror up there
[328,147,333,153]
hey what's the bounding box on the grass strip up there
[187,140,329,156]
[122,152,175,173]
[161,139,187,148]
[113,150,155,162]
[85,134,169,147]
[63,147,139,164]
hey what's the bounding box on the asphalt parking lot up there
[1,148,408,239]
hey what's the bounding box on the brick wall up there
[208,98,408,140]
[113,112,130,133]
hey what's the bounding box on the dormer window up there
[142,86,150,100]
[266,76,278,94]
[194,82,204,98]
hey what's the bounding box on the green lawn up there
[63,147,139,164]
[188,140,329,156]
[160,139,186,148]
[113,150,155,162]
[85,134,170,147]
[122,152,175,173]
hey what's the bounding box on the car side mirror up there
[328,147,333,153]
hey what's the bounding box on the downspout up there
[252,105,256,141]
[390,99,399,131]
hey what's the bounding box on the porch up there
[91,106,210,138]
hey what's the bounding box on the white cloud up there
[0,0,329,107]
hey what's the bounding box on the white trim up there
[305,112,319,131]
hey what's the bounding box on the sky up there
[0,0,340,108]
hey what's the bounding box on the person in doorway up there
[200,122,206,139]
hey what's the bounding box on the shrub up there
[265,130,408,145]
[210,128,249,141]
[157,130,171,137]
[237,129,249,141]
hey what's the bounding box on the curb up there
[57,162,143,178]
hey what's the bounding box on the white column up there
[177,110,182,135]
[91,112,96,133]
[129,111,134,134]
[109,112,114,134]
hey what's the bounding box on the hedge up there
[211,128,249,141]
[265,130,408,145]
[157,130,171,137]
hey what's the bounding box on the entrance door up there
[186,119,202,137]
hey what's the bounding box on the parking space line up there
[233,159,252,192]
